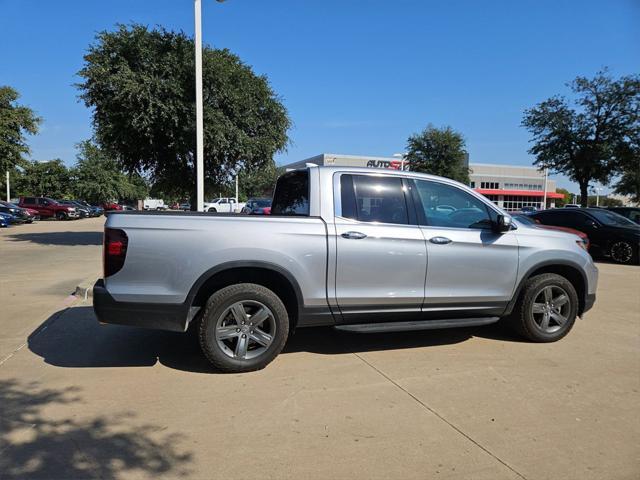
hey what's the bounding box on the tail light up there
[104,228,128,277]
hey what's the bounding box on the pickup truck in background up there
[203,197,246,213]
[94,166,598,372]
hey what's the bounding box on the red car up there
[102,202,123,211]
[18,197,79,220]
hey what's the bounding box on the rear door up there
[410,179,519,314]
[333,173,427,323]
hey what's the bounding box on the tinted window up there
[271,170,310,216]
[340,174,409,225]
[536,211,590,229]
[23,197,35,204]
[413,180,492,229]
[588,209,635,227]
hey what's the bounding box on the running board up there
[334,317,500,333]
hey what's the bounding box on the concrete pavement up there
[0,218,639,479]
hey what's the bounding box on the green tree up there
[77,24,290,207]
[405,125,470,184]
[555,187,571,207]
[522,70,639,207]
[15,159,70,198]
[71,140,148,204]
[238,161,283,201]
[0,86,41,196]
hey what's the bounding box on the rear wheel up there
[508,273,578,342]
[199,283,289,372]
[610,241,637,265]
[56,211,67,221]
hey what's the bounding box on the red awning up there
[475,189,564,199]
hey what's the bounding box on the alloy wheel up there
[610,241,633,264]
[215,300,276,360]
[531,285,571,334]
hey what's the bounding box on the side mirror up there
[494,214,513,233]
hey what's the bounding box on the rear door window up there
[271,170,310,216]
[339,174,409,225]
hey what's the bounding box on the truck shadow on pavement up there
[0,378,192,479]
[5,231,103,246]
[28,306,524,374]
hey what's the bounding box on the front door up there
[333,173,427,323]
[410,179,519,315]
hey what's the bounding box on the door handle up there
[429,236,452,245]
[341,231,367,240]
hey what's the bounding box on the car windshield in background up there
[271,170,309,216]
[513,214,536,225]
[589,209,636,227]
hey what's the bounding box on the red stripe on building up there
[475,189,564,199]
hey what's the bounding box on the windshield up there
[513,214,536,225]
[589,209,636,227]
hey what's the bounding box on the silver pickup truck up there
[94,166,598,372]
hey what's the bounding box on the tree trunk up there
[579,181,589,208]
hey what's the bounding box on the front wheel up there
[208,207,217,213]
[610,241,638,265]
[508,273,578,342]
[199,283,289,372]
[56,211,67,221]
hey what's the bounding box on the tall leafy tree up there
[523,70,639,207]
[15,159,70,198]
[405,126,470,184]
[0,86,41,196]
[71,140,148,204]
[77,24,290,206]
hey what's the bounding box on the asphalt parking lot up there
[1,217,639,479]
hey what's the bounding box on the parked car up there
[519,206,537,213]
[59,200,90,218]
[18,197,79,220]
[564,204,580,208]
[513,214,590,250]
[0,205,27,224]
[607,207,640,225]
[179,203,191,211]
[203,197,245,213]
[531,208,640,264]
[122,205,137,211]
[241,198,272,215]
[0,211,13,227]
[93,166,598,373]
[0,201,37,223]
[75,200,103,217]
[102,202,123,212]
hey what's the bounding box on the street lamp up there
[194,0,226,212]
[592,186,603,207]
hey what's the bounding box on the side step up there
[334,317,500,333]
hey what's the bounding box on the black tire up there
[609,240,638,265]
[199,283,289,373]
[56,211,67,221]
[508,273,578,342]
[208,207,217,213]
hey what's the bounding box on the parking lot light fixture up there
[195,0,226,212]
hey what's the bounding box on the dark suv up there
[531,208,640,264]
[607,207,640,225]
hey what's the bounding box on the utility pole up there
[5,171,9,202]
[235,174,239,210]
[194,0,227,212]
[542,167,548,209]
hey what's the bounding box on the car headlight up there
[576,240,588,251]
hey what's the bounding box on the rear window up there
[340,174,409,225]
[271,170,310,216]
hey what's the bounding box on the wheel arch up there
[186,261,303,330]
[505,261,588,317]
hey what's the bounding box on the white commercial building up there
[283,154,562,211]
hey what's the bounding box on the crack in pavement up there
[352,352,529,480]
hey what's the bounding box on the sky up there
[1,0,638,193]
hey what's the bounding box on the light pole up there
[542,167,548,209]
[5,170,9,202]
[593,187,603,207]
[393,152,408,171]
[194,0,226,212]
